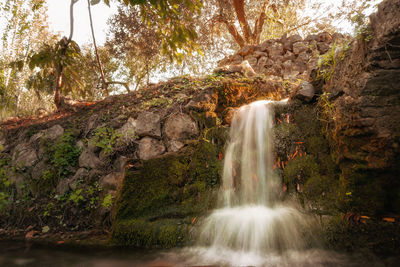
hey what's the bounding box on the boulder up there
[295,81,315,102]
[266,42,283,58]
[320,0,400,214]
[100,172,124,191]
[297,51,310,62]
[31,160,49,180]
[138,137,166,160]
[13,143,38,168]
[185,88,218,112]
[78,148,103,169]
[288,34,303,44]
[316,32,332,43]
[237,45,255,56]
[117,117,138,144]
[317,42,330,54]
[163,113,199,141]
[44,125,64,140]
[253,51,268,59]
[69,168,89,190]
[84,114,99,136]
[257,56,268,68]
[114,156,129,172]
[167,140,185,152]
[293,41,308,55]
[214,60,257,77]
[283,51,295,62]
[29,125,64,143]
[134,112,161,138]
[244,56,258,69]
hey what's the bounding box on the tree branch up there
[232,0,252,43]
[105,81,130,93]
[252,0,269,44]
[87,0,109,96]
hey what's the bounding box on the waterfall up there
[195,100,314,260]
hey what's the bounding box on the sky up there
[46,0,381,47]
[46,0,117,46]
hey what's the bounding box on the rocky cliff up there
[319,0,400,215]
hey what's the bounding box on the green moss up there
[283,155,319,185]
[306,136,329,155]
[112,140,222,247]
[190,111,220,129]
[338,165,386,214]
[324,216,400,256]
[273,122,301,159]
[293,106,321,138]
[113,218,189,248]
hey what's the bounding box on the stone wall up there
[218,32,344,81]
[0,75,290,245]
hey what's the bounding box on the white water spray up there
[196,100,314,260]
[155,100,359,266]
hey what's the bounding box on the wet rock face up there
[322,0,400,214]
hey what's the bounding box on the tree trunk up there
[232,0,252,43]
[252,1,268,44]
[87,0,109,97]
[55,0,76,109]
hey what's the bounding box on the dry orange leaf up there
[383,217,395,222]
[25,230,38,239]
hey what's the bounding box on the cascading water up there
[193,100,316,265]
[156,100,360,266]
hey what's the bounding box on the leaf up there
[25,230,38,239]
[383,217,395,223]
[42,225,50,233]
[90,0,101,5]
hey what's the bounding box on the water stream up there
[178,100,320,266]
[197,100,313,254]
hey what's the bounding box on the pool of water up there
[1,241,398,267]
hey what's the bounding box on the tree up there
[0,0,54,119]
[103,0,203,62]
[27,39,84,99]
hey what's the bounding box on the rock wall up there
[321,0,400,215]
[218,32,345,81]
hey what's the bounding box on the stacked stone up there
[218,32,343,80]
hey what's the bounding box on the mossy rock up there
[112,218,189,248]
[324,216,400,257]
[112,140,222,247]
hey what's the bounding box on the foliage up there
[90,127,123,156]
[101,193,113,208]
[0,155,11,215]
[0,0,54,120]
[48,131,81,177]
[27,39,84,97]
[102,0,202,62]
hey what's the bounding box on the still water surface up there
[1,241,399,267]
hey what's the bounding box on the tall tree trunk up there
[87,0,109,97]
[252,0,269,44]
[232,0,252,43]
[55,0,76,109]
